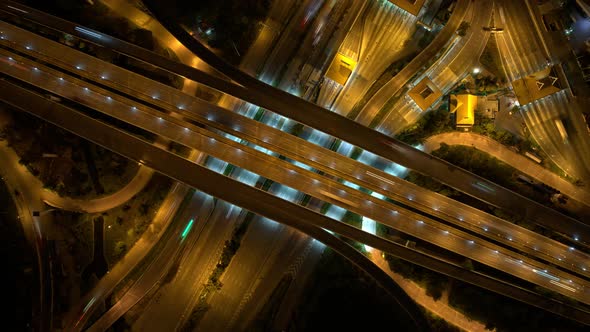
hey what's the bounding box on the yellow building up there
[387,0,427,16]
[408,77,442,111]
[450,94,476,130]
[325,53,357,86]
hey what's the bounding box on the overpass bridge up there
[2,1,590,326]
[2,78,590,326]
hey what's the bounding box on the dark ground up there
[0,179,34,330]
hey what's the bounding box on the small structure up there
[387,0,427,16]
[408,77,442,111]
[450,94,476,130]
[476,96,499,119]
[512,66,562,105]
[325,53,357,86]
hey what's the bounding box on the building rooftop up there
[387,0,427,16]
[325,53,357,86]
[408,77,442,111]
[512,66,562,105]
[450,94,476,129]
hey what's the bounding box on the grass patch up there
[479,31,506,81]
[433,144,548,200]
[431,144,582,221]
[404,171,460,198]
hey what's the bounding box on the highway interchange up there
[496,0,590,182]
[4,18,590,301]
[3,78,589,327]
[2,0,590,330]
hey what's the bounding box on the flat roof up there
[387,0,427,16]
[325,53,357,86]
[408,77,442,111]
[512,66,562,105]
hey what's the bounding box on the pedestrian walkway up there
[371,252,489,332]
[424,132,590,207]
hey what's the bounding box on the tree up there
[139,203,149,216]
[114,241,127,259]
[462,259,474,271]
[457,21,470,36]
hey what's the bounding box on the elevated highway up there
[4,1,590,326]
[3,24,590,303]
[3,1,585,248]
[2,79,590,326]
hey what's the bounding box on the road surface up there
[2,58,589,306]
[2,80,587,325]
[424,131,590,208]
[3,28,590,301]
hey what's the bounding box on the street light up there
[473,67,481,74]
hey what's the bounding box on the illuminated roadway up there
[195,201,322,331]
[496,0,590,181]
[130,1,348,329]
[80,2,397,329]
[3,0,590,326]
[0,20,587,280]
[60,180,192,330]
[377,0,492,135]
[3,17,587,281]
[424,131,590,207]
[0,75,435,332]
[353,0,470,126]
[140,0,590,238]
[319,0,418,111]
[190,1,369,328]
[2,80,589,326]
[143,0,590,244]
[93,2,365,330]
[3,45,590,306]
[0,127,50,331]
[149,2,367,329]
[6,1,587,251]
[0,2,370,330]
[86,193,216,332]
[2,15,590,298]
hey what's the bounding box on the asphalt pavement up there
[2,79,587,326]
[3,30,590,301]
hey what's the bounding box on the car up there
[45,94,62,102]
[483,26,504,33]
